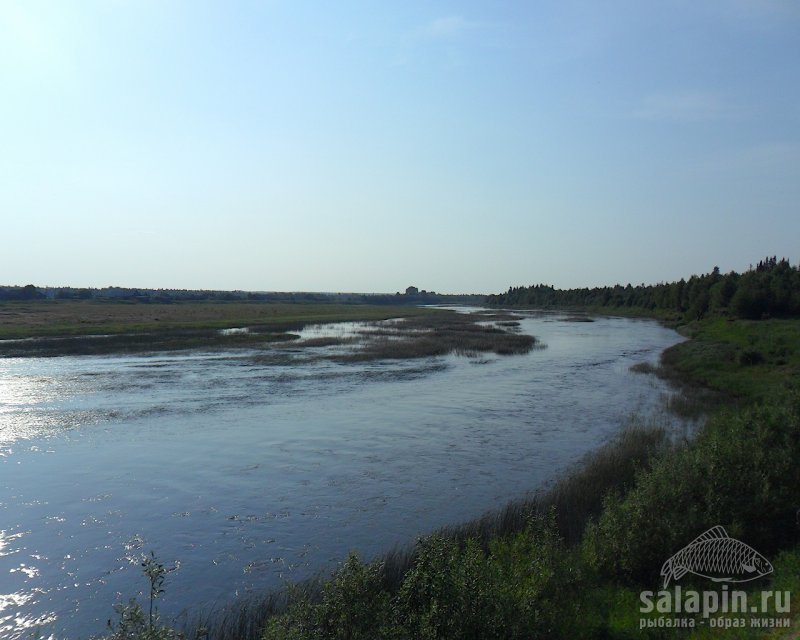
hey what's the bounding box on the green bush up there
[395,536,500,639]
[317,554,394,639]
[260,514,596,640]
[583,400,800,586]
[262,554,394,640]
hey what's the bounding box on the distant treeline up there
[488,256,800,320]
[0,284,484,306]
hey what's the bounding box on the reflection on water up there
[0,529,56,638]
[0,312,684,638]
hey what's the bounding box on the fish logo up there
[660,526,773,589]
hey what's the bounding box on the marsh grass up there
[0,303,545,362]
[0,301,438,356]
[630,360,725,419]
[629,361,657,375]
[435,415,673,549]
[0,301,439,338]
[0,329,299,357]
[336,312,539,362]
[291,336,359,348]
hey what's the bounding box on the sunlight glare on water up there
[0,529,56,639]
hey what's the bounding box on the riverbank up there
[135,314,798,640]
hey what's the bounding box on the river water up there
[0,311,683,638]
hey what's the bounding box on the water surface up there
[0,312,682,638]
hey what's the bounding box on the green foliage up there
[318,555,393,638]
[143,552,168,630]
[261,515,591,640]
[681,548,800,639]
[488,256,800,322]
[262,556,395,640]
[105,598,183,640]
[0,284,45,301]
[583,400,800,585]
[104,552,182,640]
[660,318,800,402]
[395,535,500,639]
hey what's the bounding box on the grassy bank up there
[98,315,800,639]
[661,318,800,403]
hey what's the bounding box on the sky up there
[1,1,799,293]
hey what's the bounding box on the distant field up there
[0,300,436,340]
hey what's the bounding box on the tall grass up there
[630,360,725,419]
[0,329,299,357]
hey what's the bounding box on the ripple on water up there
[0,315,686,639]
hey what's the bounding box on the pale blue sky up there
[2,1,799,293]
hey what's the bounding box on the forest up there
[487,257,800,320]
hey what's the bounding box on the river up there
[0,310,683,638]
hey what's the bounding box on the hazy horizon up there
[2,1,799,293]
[6,256,800,295]
[3,253,796,298]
